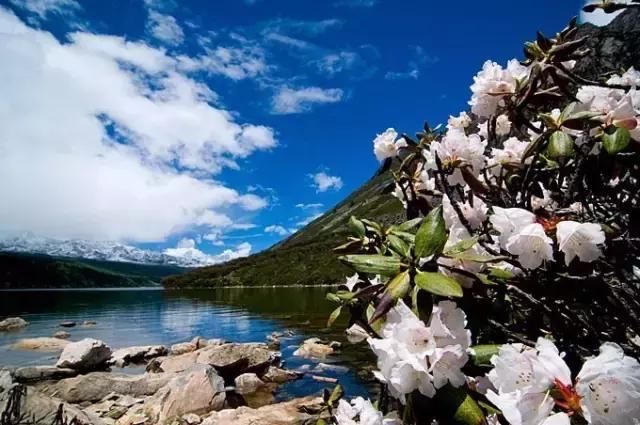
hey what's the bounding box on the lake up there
[0,287,375,401]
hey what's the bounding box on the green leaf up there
[435,385,486,425]
[547,131,575,159]
[366,304,384,333]
[335,290,354,301]
[415,206,448,258]
[327,384,343,405]
[315,420,327,425]
[395,217,423,232]
[389,230,415,245]
[443,237,478,256]
[450,252,510,263]
[326,293,340,303]
[387,234,410,258]
[387,271,411,300]
[474,273,498,286]
[522,133,546,159]
[412,287,434,323]
[489,267,515,280]
[470,344,501,367]
[415,271,463,298]
[602,127,631,155]
[349,216,366,238]
[339,255,403,276]
[327,306,342,327]
[360,219,383,235]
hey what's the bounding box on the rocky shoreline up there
[0,318,345,425]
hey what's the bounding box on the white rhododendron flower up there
[335,397,401,425]
[556,221,605,266]
[429,300,472,350]
[496,114,513,136]
[488,137,530,176]
[443,193,488,241]
[344,273,362,291]
[368,300,436,401]
[368,300,470,402]
[577,85,623,114]
[373,128,404,161]
[487,339,640,425]
[607,66,640,86]
[505,223,553,269]
[469,59,528,118]
[448,111,472,130]
[490,207,536,249]
[576,343,640,425]
[426,129,486,186]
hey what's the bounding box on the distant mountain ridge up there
[0,236,237,268]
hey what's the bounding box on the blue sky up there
[0,0,597,261]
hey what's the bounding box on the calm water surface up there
[0,287,375,400]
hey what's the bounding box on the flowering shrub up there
[320,3,640,425]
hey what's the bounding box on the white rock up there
[0,317,28,331]
[56,338,112,371]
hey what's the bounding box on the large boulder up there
[56,338,112,371]
[170,342,198,355]
[200,396,325,425]
[0,370,13,392]
[109,345,168,368]
[119,365,225,425]
[38,372,175,403]
[0,317,28,331]
[13,366,78,383]
[157,352,199,373]
[196,343,280,381]
[0,384,101,425]
[11,337,69,351]
[234,373,274,408]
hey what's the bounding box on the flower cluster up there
[335,397,400,425]
[326,12,640,425]
[485,338,640,425]
[368,300,470,403]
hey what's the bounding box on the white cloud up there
[309,172,343,193]
[146,10,184,46]
[295,203,324,210]
[385,45,438,81]
[271,86,344,114]
[334,0,377,7]
[580,0,628,26]
[0,8,276,243]
[178,44,268,80]
[264,225,291,236]
[164,239,252,265]
[315,51,360,76]
[8,0,80,19]
[262,18,343,37]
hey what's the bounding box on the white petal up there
[556,221,605,266]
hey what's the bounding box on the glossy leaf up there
[444,237,478,256]
[435,385,486,425]
[547,131,575,159]
[470,344,501,367]
[349,216,366,238]
[326,293,340,303]
[327,306,342,327]
[415,271,463,298]
[602,127,631,154]
[415,206,448,258]
[395,217,423,232]
[339,255,402,276]
[387,234,410,258]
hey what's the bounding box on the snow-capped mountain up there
[0,236,250,268]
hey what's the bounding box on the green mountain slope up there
[162,167,404,288]
[0,252,185,289]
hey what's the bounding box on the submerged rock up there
[13,366,79,383]
[292,338,335,359]
[200,396,324,425]
[0,317,28,331]
[109,345,168,368]
[260,366,301,384]
[56,338,112,371]
[81,320,97,327]
[53,331,71,340]
[59,321,76,328]
[11,337,69,351]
